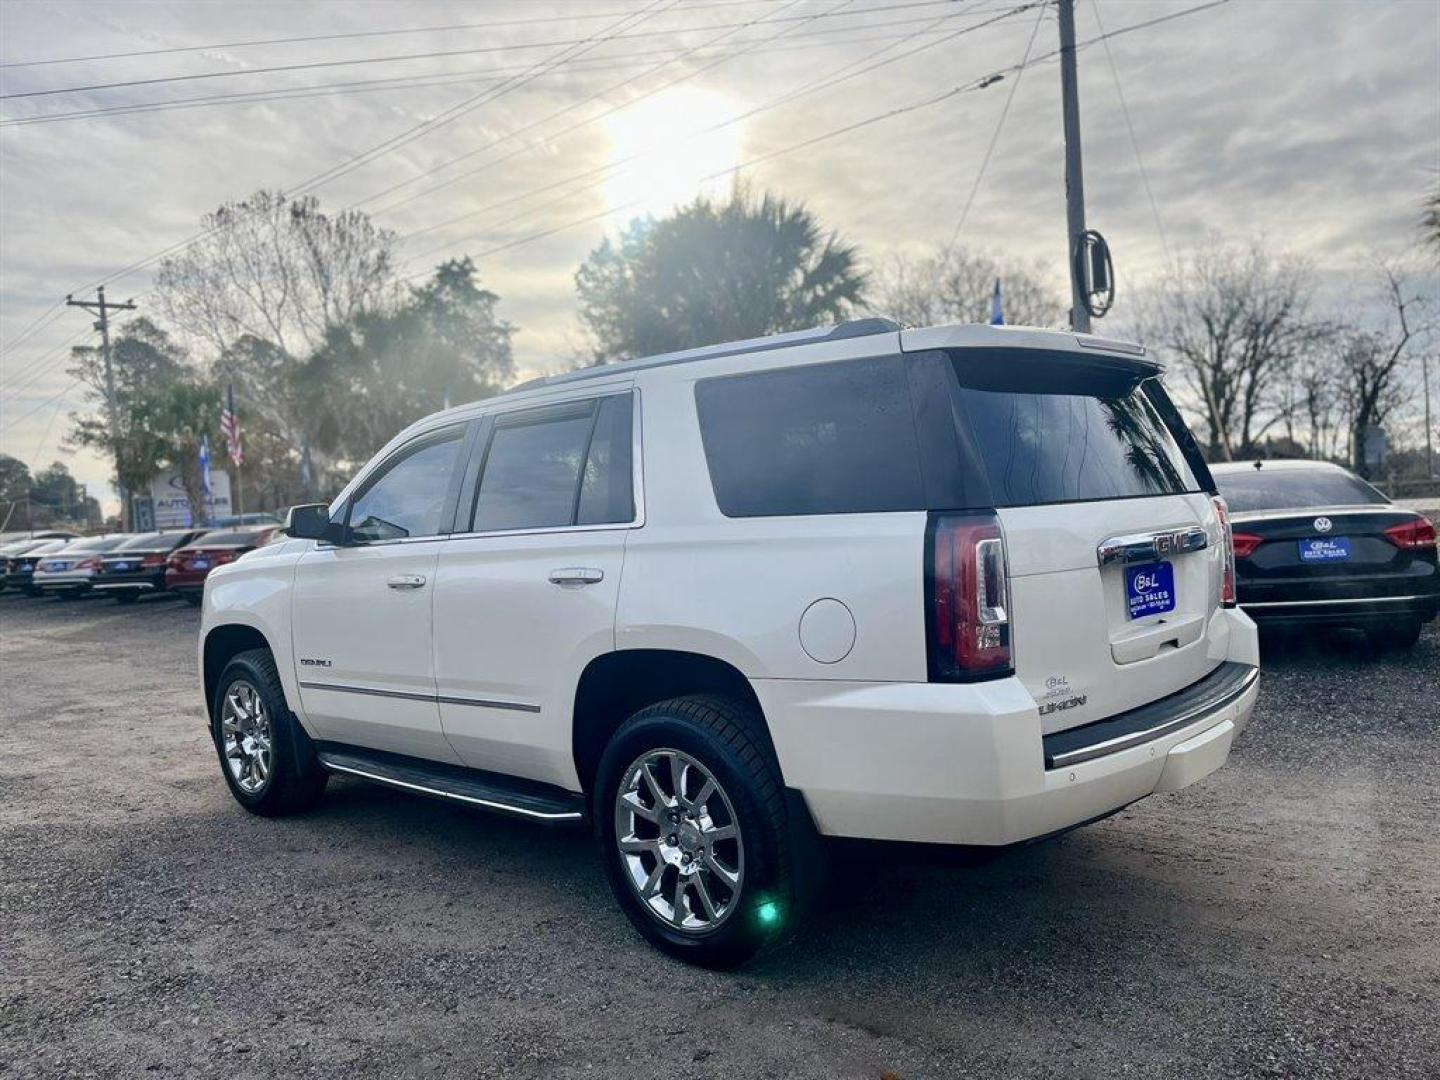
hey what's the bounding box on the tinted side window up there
[347,430,464,543]
[695,355,925,517]
[470,394,634,532]
[577,394,634,526]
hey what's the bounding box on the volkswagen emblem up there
[1313,516,1332,533]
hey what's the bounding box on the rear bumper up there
[32,573,94,592]
[164,570,207,592]
[1240,593,1439,625]
[92,571,166,591]
[755,611,1259,846]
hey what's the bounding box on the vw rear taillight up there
[1213,495,1237,607]
[1384,517,1437,550]
[76,557,102,571]
[927,513,1012,681]
[1231,532,1263,560]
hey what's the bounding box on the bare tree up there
[871,247,1065,330]
[154,190,398,358]
[1134,238,1318,460]
[1340,262,1423,478]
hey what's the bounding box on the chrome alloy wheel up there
[614,748,744,933]
[220,679,273,795]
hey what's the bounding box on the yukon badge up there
[1038,674,1087,717]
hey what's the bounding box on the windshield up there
[1214,468,1389,512]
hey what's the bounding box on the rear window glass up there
[116,532,168,549]
[695,355,925,517]
[1214,468,1387,512]
[192,530,263,546]
[949,353,1200,506]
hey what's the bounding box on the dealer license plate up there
[1299,537,1350,562]
[1126,560,1176,619]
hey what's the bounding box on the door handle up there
[548,567,604,586]
[387,574,427,590]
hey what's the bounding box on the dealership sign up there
[146,470,232,527]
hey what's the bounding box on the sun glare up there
[602,87,741,219]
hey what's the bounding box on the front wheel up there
[594,695,815,968]
[211,649,328,816]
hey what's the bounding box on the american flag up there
[220,383,243,467]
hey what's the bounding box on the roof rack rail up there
[513,317,903,393]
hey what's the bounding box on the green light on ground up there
[757,900,780,926]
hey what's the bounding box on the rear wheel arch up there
[572,650,777,798]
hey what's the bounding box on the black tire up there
[1369,620,1423,651]
[114,590,138,605]
[594,694,819,969]
[211,648,328,817]
[56,590,78,601]
[22,586,40,597]
[182,591,203,607]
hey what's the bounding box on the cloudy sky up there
[1,0,1436,513]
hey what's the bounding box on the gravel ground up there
[1,592,1437,1080]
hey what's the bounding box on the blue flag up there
[989,277,1004,326]
[199,435,212,497]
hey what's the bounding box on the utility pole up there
[66,286,136,528]
[1058,0,1089,333]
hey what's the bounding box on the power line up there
[357,0,855,216]
[45,1,677,306]
[1089,0,1171,267]
[1,326,93,395]
[0,303,66,360]
[0,5,659,70]
[944,0,1047,251]
[395,0,1032,258]
[0,0,966,101]
[399,0,1229,276]
[3,377,83,429]
[0,8,1012,130]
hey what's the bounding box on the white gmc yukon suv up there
[201,319,1259,967]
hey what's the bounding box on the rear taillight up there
[1384,517,1437,550]
[1213,495,1237,607]
[77,557,102,571]
[142,553,168,567]
[927,513,1012,681]
[1231,532,1263,560]
[213,551,236,565]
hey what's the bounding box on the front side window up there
[346,429,464,543]
[470,393,634,533]
[695,355,926,517]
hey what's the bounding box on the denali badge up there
[299,657,333,667]
[1313,516,1332,533]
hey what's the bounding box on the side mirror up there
[284,503,344,543]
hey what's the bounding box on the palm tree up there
[576,185,867,363]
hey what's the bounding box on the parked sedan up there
[4,538,74,595]
[1213,460,1439,648]
[31,535,133,598]
[165,526,279,605]
[92,529,208,603]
